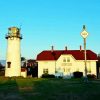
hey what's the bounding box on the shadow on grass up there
[0,77,24,100]
[17,78,100,100]
[0,77,100,100]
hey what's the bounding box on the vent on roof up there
[80,45,82,51]
[51,46,54,52]
[65,46,67,50]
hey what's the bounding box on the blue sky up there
[0,0,100,59]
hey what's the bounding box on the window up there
[43,69,48,74]
[28,68,30,71]
[66,67,70,72]
[7,62,11,68]
[63,58,66,62]
[63,68,65,72]
[67,57,70,62]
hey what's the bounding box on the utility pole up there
[81,25,89,82]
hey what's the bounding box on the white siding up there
[38,61,55,78]
[5,37,21,77]
[38,54,97,78]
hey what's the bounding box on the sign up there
[81,30,89,38]
[61,63,72,66]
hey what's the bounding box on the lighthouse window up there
[7,62,11,68]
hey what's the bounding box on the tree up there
[21,57,26,61]
[21,57,26,67]
[0,62,3,69]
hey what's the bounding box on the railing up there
[5,34,23,39]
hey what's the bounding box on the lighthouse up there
[5,27,22,77]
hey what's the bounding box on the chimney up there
[80,45,82,51]
[65,46,67,50]
[51,46,54,52]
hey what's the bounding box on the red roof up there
[37,50,98,61]
[21,68,26,72]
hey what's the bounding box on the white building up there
[37,47,98,78]
[5,27,25,77]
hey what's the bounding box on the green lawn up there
[0,77,100,100]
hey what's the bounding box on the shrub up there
[87,74,96,79]
[58,76,63,79]
[41,74,55,78]
[73,71,83,78]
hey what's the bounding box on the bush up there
[41,74,55,78]
[73,71,83,78]
[87,74,96,79]
[58,76,63,79]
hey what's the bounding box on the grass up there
[0,77,100,100]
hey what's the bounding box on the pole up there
[84,38,88,82]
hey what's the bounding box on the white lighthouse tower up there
[5,27,22,77]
